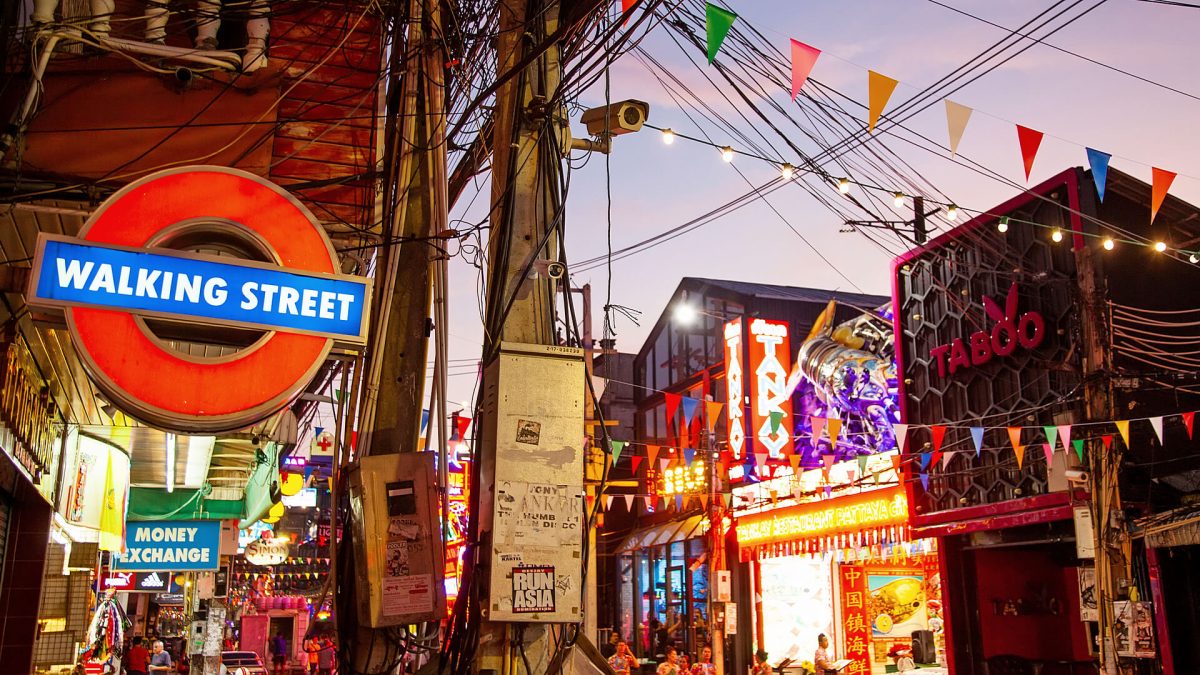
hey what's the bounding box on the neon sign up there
[444,459,470,607]
[660,459,706,495]
[24,166,372,433]
[929,283,1045,378]
[735,486,907,548]
[723,318,746,459]
[748,319,792,458]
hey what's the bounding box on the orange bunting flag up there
[890,455,903,474]
[1115,420,1130,448]
[788,454,802,472]
[1016,125,1044,182]
[790,39,821,100]
[1151,167,1177,224]
[646,445,660,465]
[1014,444,1026,469]
[867,70,899,133]
[944,100,972,155]
[1007,427,1024,467]
[705,401,724,433]
[827,418,843,443]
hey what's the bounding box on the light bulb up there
[893,192,905,208]
[1154,241,1167,253]
[1102,238,1114,251]
[662,129,675,145]
[997,217,1009,233]
[1190,254,1198,264]
[721,146,734,162]
[781,163,795,180]
[946,204,959,221]
[838,177,851,194]
[1051,229,1063,243]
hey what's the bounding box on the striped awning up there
[616,515,709,553]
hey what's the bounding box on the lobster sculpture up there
[786,300,900,465]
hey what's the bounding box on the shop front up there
[615,515,711,658]
[734,479,944,675]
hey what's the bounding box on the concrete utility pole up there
[347,0,447,669]
[473,0,571,672]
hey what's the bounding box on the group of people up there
[302,633,337,675]
[603,632,717,675]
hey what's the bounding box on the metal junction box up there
[348,452,446,626]
[478,342,585,622]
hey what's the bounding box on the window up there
[654,331,670,392]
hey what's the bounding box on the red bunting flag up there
[1016,125,1044,182]
[790,39,821,100]
[1151,167,1177,224]
[630,456,643,474]
[1183,412,1195,439]
[1102,435,1114,452]
[664,394,681,432]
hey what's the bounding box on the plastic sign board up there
[23,166,373,433]
[244,537,290,566]
[134,571,183,593]
[112,520,221,571]
[30,236,369,341]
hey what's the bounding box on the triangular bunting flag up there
[1086,148,1111,202]
[857,455,869,476]
[867,70,899,133]
[705,3,737,64]
[754,453,768,468]
[1150,416,1165,444]
[675,494,683,511]
[919,472,929,490]
[684,448,696,465]
[664,394,681,431]
[610,440,625,464]
[824,485,833,498]
[630,456,643,474]
[1184,411,1195,439]
[894,424,909,454]
[920,452,932,470]
[945,100,972,155]
[705,401,724,433]
[1072,439,1086,463]
[811,415,827,442]
[604,495,614,510]
[1042,443,1055,466]
[930,425,946,453]
[790,39,821,100]
[660,458,672,472]
[822,454,836,470]
[970,427,984,458]
[1014,444,1026,469]
[1016,125,1044,182]
[941,450,956,471]
[680,397,701,426]
[1115,420,1130,448]
[646,445,660,465]
[788,454,802,472]
[623,494,634,510]
[1057,424,1072,453]
[701,494,710,508]
[620,0,637,18]
[1007,427,1023,451]
[890,455,902,474]
[642,496,652,509]
[1151,167,1177,224]
[1042,426,1058,451]
[770,410,784,435]
[827,418,843,444]
[1102,434,1114,452]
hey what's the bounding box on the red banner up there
[839,565,871,675]
[747,319,792,458]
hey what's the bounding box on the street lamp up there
[673,302,701,326]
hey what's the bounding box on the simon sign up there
[26,167,371,432]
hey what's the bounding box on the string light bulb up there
[1154,241,1167,253]
[721,146,734,162]
[1103,237,1115,251]
[893,192,905,208]
[662,128,675,145]
[1051,229,1063,243]
[838,177,851,194]
[997,217,1009,233]
[946,204,959,221]
[1190,253,1198,264]
[781,163,795,180]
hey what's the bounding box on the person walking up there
[305,636,322,674]
[126,637,150,675]
[148,641,173,673]
[317,636,336,675]
[269,632,289,675]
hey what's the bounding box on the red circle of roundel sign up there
[26,166,372,433]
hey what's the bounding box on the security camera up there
[580,99,650,137]
[546,261,566,279]
[1065,469,1090,484]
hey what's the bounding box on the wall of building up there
[0,452,53,672]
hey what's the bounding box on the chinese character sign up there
[840,565,871,675]
[723,319,747,459]
[748,319,792,458]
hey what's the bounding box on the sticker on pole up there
[511,566,556,614]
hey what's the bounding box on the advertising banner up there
[112,520,221,571]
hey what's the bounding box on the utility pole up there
[843,197,936,246]
[344,0,447,668]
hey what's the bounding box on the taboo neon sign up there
[26,166,372,433]
[929,283,1045,378]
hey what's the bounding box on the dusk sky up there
[438,0,1200,414]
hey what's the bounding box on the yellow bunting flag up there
[1115,420,1131,447]
[867,70,899,133]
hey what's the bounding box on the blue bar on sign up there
[34,239,369,342]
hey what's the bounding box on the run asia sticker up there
[511,566,556,613]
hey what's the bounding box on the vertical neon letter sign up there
[748,319,792,458]
[723,318,746,459]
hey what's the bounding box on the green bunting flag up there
[610,440,625,464]
[705,3,737,64]
[1072,439,1085,463]
[769,410,784,434]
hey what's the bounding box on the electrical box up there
[349,452,446,627]
[478,342,585,622]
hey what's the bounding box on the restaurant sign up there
[929,283,1044,378]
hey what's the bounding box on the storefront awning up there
[1137,504,1200,548]
[616,514,709,553]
